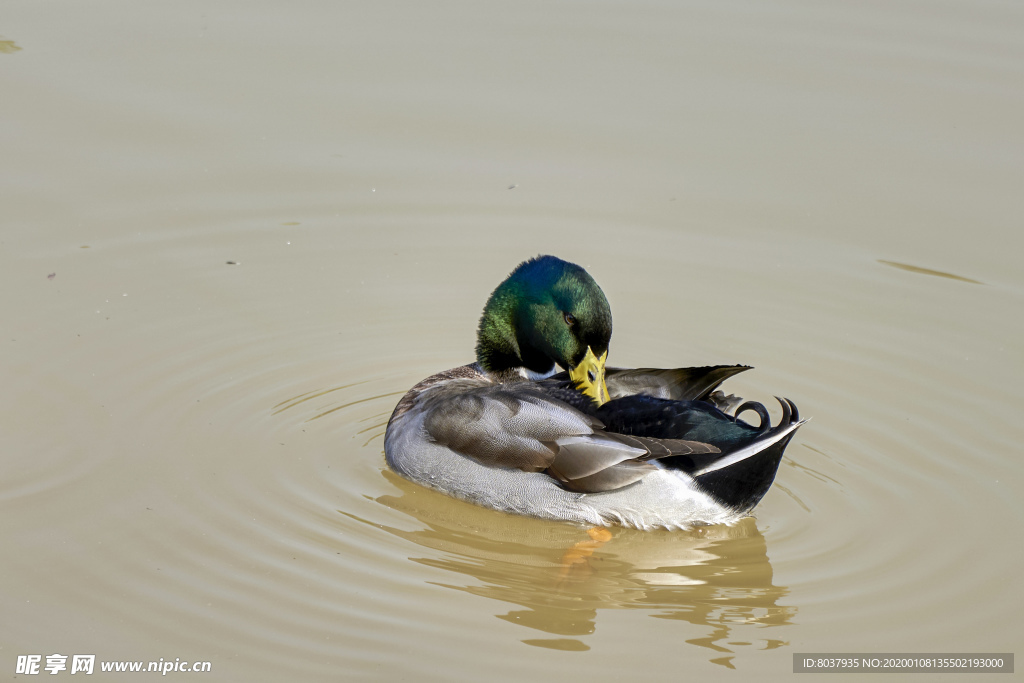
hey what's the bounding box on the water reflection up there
[358,471,795,666]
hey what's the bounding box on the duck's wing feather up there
[546,364,750,402]
[419,379,718,493]
[420,379,594,472]
[605,365,752,401]
[547,432,719,492]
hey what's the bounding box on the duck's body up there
[384,256,806,530]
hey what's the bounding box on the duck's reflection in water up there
[361,471,795,666]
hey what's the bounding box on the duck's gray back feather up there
[385,409,736,529]
[383,365,738,530]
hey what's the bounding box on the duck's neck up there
[519,365,558,380]
[476,290,556,377]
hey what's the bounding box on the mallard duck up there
[384,255,805,530]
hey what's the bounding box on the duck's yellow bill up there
[569,347,609,406]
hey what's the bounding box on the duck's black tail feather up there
[694,430,797,512]
[578,387,806,512]
[693,397,805,513]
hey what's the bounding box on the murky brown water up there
[4,1,1022,680]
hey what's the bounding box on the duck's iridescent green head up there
[476,255,612,404]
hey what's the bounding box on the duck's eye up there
[563,312,576,327]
